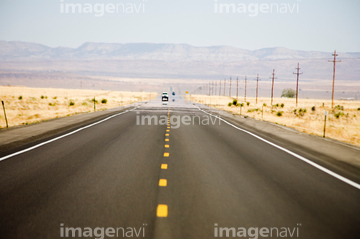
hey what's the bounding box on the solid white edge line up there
[0,106,139,162]
[198,107,360,190]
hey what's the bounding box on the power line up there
[223,78,226,96]
[208,81,211,96]
[269,69,277,106]
[219,80,221,97]
[255,74,260,104]
[329,50,341,109]
[293,63,303,107]
[229,77,232,98]
[236,77,239,99]
[244,75,247,102]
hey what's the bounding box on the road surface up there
[1,97,359,239]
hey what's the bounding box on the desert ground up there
[0,86,157,128]
[186,94,360,147]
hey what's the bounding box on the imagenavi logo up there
[60,0,147,17]
[213,0,301,17]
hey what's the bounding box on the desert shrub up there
[69,100,75,106]
[247,108,259,113]
[334,111,344,119]
[246,102,250,106]
[294,108,307,117]
[48,103,56,106]
[82,102,88,106]
[228,102,232,107]
[263,103,267,107]
[311,106,316,111]
[236,103,240,107]
[334,105,344,110]
[276,111,283,117]
[101,99,108,104]
[281,88,296,98]
[275,103,279,107]
[41,95,45,99]
[18,96,23,100]
[240,103,244,107]
[280,103,284,108]
[92,98,98,103]
[357,107,360,111]
[53,96,57,99]
[232,99,238,105]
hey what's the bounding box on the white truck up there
[161,92,169,101]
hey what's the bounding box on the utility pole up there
[229,77,232,98]
[329,50,341,109]
[236,77,239,99]
[224,78,226,96]
[270,69,277,106]
[244,76,247,102]
[256,74,260,104]
[293,63,303,107]
[208,81,211,96]
[1,101,8,128]
[219,79,222,97]
[215,81,217,96]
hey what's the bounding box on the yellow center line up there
[157,204,168,217]
[165,144,169,148]
[159,179,167,187]
[165,133,169,136]
[165,139,169,142]
[166,130,170,132]
[161,164,168,169]
[164,152,169,157]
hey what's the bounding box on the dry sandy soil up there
[187,94,360,147]
[0,86,157,128]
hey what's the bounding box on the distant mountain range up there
[1,41,359,61]
[0,41,359,99]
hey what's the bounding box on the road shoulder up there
[196,103,360,183]
[0,104,140,153]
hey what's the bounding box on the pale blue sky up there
[0,0,359,52]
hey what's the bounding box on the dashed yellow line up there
[157,204,168,217]
[159,179,167,187]
[159,110,170,218]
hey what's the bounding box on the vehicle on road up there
[162,92,169,101]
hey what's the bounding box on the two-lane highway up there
[0,98,359,239]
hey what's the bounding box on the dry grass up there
[187,94,360,147]
[0,86,156,128]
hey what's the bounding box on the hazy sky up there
[0,0,359,52]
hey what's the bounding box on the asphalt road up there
[0,97,359,239]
